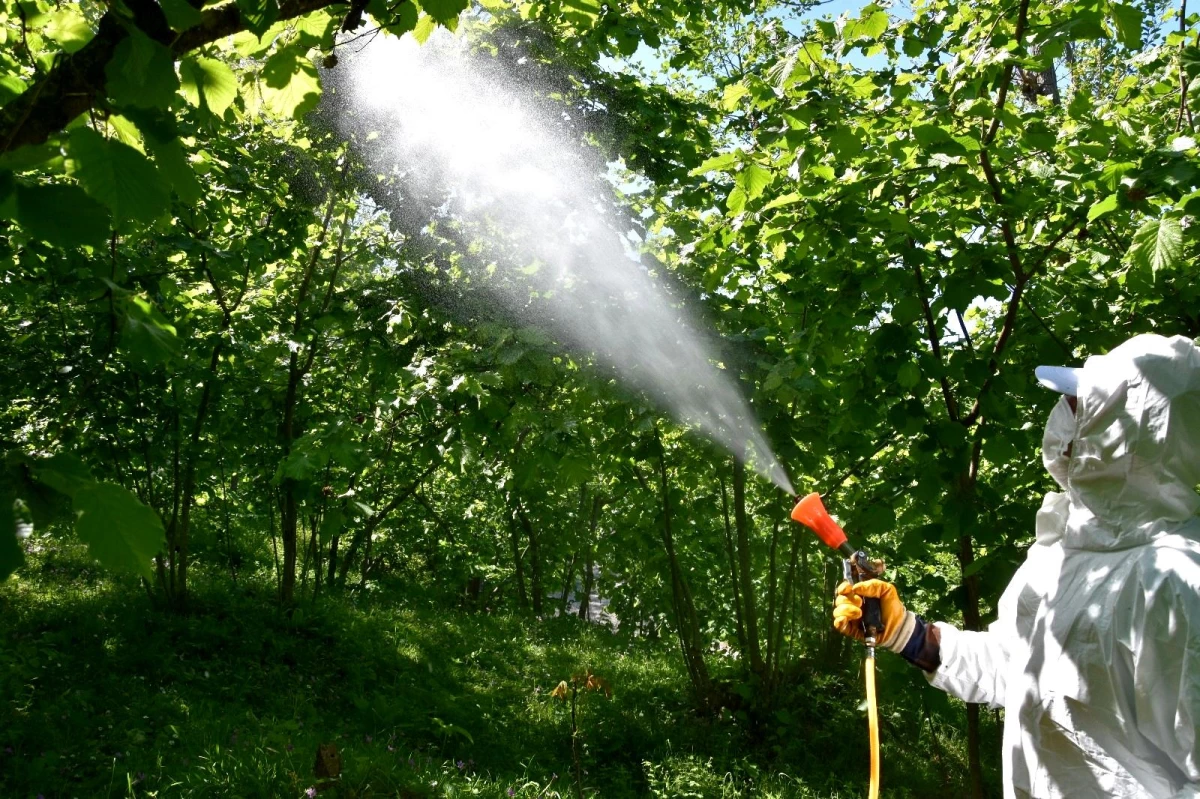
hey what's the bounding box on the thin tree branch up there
[982,0,1031,146]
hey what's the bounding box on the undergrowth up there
[0,542,996,797]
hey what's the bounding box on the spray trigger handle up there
[845,550,885,641]
[862,597,883,641]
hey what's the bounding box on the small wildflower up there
[306,788,317,798]
[364,734,372,744]
[457,759,465,770]
[387,744,395,752]
[507,789,516,797]
[408,756,415,766]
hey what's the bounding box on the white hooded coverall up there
[926,334,1200,798]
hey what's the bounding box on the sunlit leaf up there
[1129,216,1183,275]
[261,48,322,119]
[1107,2,1144,49]
[180,56,239,117]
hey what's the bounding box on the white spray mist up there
[337,31,793,493]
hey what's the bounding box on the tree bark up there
[578,493,602,620]
[733,459,764,676]
[509,514,528,609]
[517,503,543,616]
[656,444,712,706]
[720,472,748,662]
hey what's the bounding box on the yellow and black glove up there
[833,579,917,654]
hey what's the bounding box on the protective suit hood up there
[1050,334,1200,551]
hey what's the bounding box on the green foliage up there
[73,483,166,579]
[68,127,169,224]
[105,31,181,110]
[179,56,239,118]
[12,182,109,246]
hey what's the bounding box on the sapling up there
[550,669,611,799]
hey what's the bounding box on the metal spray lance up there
[791,492,884,799]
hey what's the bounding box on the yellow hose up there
[865,651,880,799]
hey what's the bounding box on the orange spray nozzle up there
[791,492,854,557]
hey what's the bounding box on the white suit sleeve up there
[924,621,1009,709]
[1134,570,1200,792]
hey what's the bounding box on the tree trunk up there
[656,442,712,707]
[959,530,985,799]
[720,472,748,662]
[733,459,764,676]
[800,528,811,632]
[764,517,780,684]
[510,514,528,609]
[578,493,602,620]
[517,503,543,616]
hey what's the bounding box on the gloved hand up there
[833,579,917,654]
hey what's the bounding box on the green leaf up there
[762,192,801,212]
[1108,2,1143,49]
[726,185,747,215]
[68,127,170,224]
[160,0,204,31]
[1098,161,1136,191]
[105,31,180,109]
[73,483,165,580]
[319,510,344,544]
[179,56,239,117]
[420,0,469,25]
[237,0,281,37]
[721,83,749,112]
[261,48,322,119]
[912,124,966,155]
[382,1,418,35]
[737,164,772,201]
[689,152,738,176]
[856,10,888,41]
[413,13,437,43]
[1087,193,1119,222]
[0,74,27,106]
[44,7,93,53]
[148,137,202,204]
[1129,216,1183,274]
[14,183,110,246]
[33,455,95,499]
[560,0,600,27]
[897,362,921,389]
[121,294,181,365]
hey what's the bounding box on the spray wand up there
[790,492,884,799]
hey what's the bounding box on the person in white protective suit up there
[833,333,1200,798]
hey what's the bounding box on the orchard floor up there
[0,545,999,798]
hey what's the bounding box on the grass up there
[0,541,998,798]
